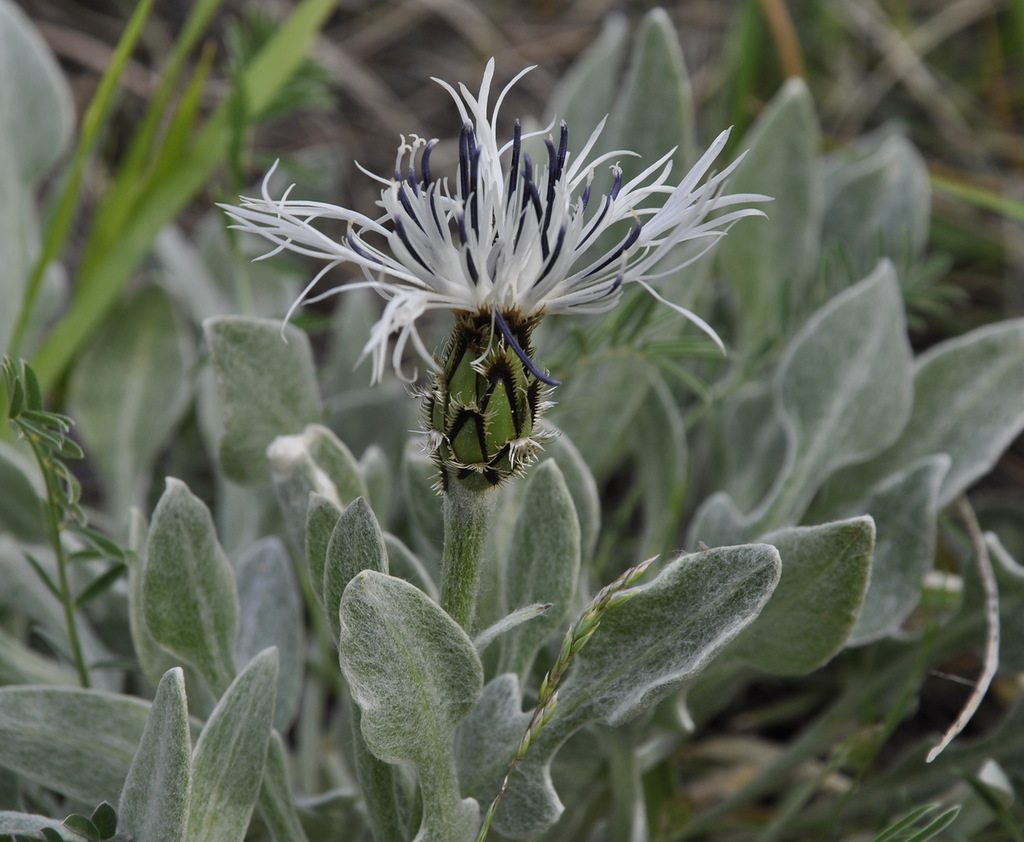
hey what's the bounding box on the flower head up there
[221,59,767,386]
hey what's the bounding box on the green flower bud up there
[425,311,552,491]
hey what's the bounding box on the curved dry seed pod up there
[425,312,554,491]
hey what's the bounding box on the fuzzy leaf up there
[492,545,780,837]
[67,286,193,516]
[204,316,321,485]
[118,668,192,842]
[144,477,238,695]
[549,15,627,146]
[339,571,482,842]
[456,674,562,835]
[304,492,341,603]
[255,732,310,842]
[541,429,601,563]
[609,7,695,178]
[323,497,388,644]
[843,456,949,645]
[188,648,278,842]
[126,510,179,687]
[745,261,913,533]
[0,686,149,802]
[499,461,580,677]
[822,132,931,269]
[834,319,1024,509]
[729,518,875,674]
[235,538,304,731]
[718,78,821,347]
[558,544,780,727]
[269,425,367,550]
[384,533,439,601]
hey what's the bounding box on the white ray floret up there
[221,59,769,383]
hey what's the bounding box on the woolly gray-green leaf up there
[269,425,367,552]
[541,429,601,563]
[0,686,149,802]
[127,511,179,687]
[474,604,553,654]
[559,544,780,727]
[188,648,278,842]
[236,538,304,731]
[384,533,439,601]
[844,456,949,645]
[401,441,444,568]
[456,674,562,836]
[256,732,310,842]
[718,78,821,348]
[324,497,388,644]
[492,545,780,838]
[608,7,695,179]
[304,492,341,604]
[0,812,75,839]
[749,261,913,533]
[339,571,482,842]
[822,132,931,270]
[729,518,874,674]
[144,477,238,695]
[633,372,688,557]
[0,626,74,685]
[549,15,628,146]
[118,668,192,842]
[67,286,193,516]
[833,319,1024,509]
[499,461,580,677]
[204,316,321,485]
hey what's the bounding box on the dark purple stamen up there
[466,251,479,285]
[534,224,567,286]
[580,184,591,210]
[346,231,382,264]
[507,119,522,207]
[457,212,469,246]
[493,310,561,386]
[421,139,437,187]
[584,220,642,277]
[394,217,430,271]
[398,185,425,231]
[469,143,482,234]
[555,121,568,180]
[458,124,474,201]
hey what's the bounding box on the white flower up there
[221,59,768,384]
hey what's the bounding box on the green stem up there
[34,444,90,688]
[440,480,498,632]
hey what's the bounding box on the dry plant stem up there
[440,480,499,631]
[757,0,806,78]
[475,558,655,842]
[926,495,1000,762]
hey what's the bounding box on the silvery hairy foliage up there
[2,4,1024,842]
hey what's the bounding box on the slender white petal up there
[220,61,770,382]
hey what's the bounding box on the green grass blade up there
[30,0,339,392]
[7,0,158,360]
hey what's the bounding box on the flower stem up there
[440,480,498,631]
